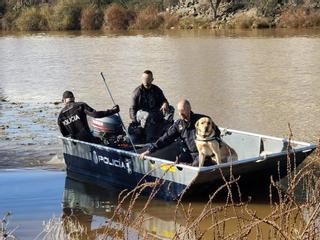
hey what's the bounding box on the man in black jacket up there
[58,91,119,144]
[139,99,221,166]
[129,70,170,142]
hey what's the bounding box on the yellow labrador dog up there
[195,117,221,167]
[195,117,238,167]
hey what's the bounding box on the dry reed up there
[130,6,163,30]
[80,4,103,30]
[104,3,133,30]
[278,7,320,28]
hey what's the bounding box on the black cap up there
[62,91,74,101]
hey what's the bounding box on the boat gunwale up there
[60,128,316,173]
[198,145,316,172]
[223,128,315,147]
[59,136,196,171]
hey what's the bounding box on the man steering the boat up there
[58,90,120,144]
[129,70,173,143]
[139,99,221,166]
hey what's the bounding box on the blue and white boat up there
[61,128,316,201]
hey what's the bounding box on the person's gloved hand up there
[112,105,120,114]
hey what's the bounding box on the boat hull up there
[61,130,316,201]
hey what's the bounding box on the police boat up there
[60,115,316,201]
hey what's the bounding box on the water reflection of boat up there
[61,129,316,200]
[62,177,185,239]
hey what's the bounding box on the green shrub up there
[104,3,133,30]
[131,6,163,30]
[15,6,48,31]
[81,4,104,30]
[49,0,84,30]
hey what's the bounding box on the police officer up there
[129,70,170,143]
[139,99,221,166]
[58,91,120,144]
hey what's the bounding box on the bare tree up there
[208,0,222,19]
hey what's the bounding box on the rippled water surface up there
[0,169,274,240]
[1,29,320,239]
[1,29,320,148]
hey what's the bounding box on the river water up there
[1,29,320,239]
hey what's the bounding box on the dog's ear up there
[195,119,200,128]
[195,119,201,134]
[210,118,215,128]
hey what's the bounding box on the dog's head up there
[195,117,215,138]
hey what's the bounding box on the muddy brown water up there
[1,29,320,239]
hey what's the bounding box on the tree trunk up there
[209,0,222,19]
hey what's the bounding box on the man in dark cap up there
[58,91,120,144]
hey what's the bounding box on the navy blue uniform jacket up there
[149,112,221,154]
[58,102,117,141]
[129,84,168,122]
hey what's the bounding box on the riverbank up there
[1,0,320,31]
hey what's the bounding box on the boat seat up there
[222,132,261,159]
[260,137,290,154]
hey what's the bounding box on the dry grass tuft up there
[232,9,271,29]
[35,215,87,239]
[104,3,133,30]
[278,7,320,28]
[131,6,164,30]
[178,17,211,29]
[80,4,103,30]
[162,12,179,29]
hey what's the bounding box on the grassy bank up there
[0,0,178,31]
[1,0,320,31]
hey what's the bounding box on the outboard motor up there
[91,115,128,148]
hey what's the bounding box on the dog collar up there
[195,136,221,142]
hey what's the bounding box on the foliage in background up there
[15,6,48,30]
[278,6,320,28]
[104,3,133,30]
[80,3,103,30]
[0,0,6,16]
[48,0,84,30]
[131,6,163,30]
[1,0,320,31]
[125,0,164,11]
[244,0,279,17]
[162,12,179,29]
